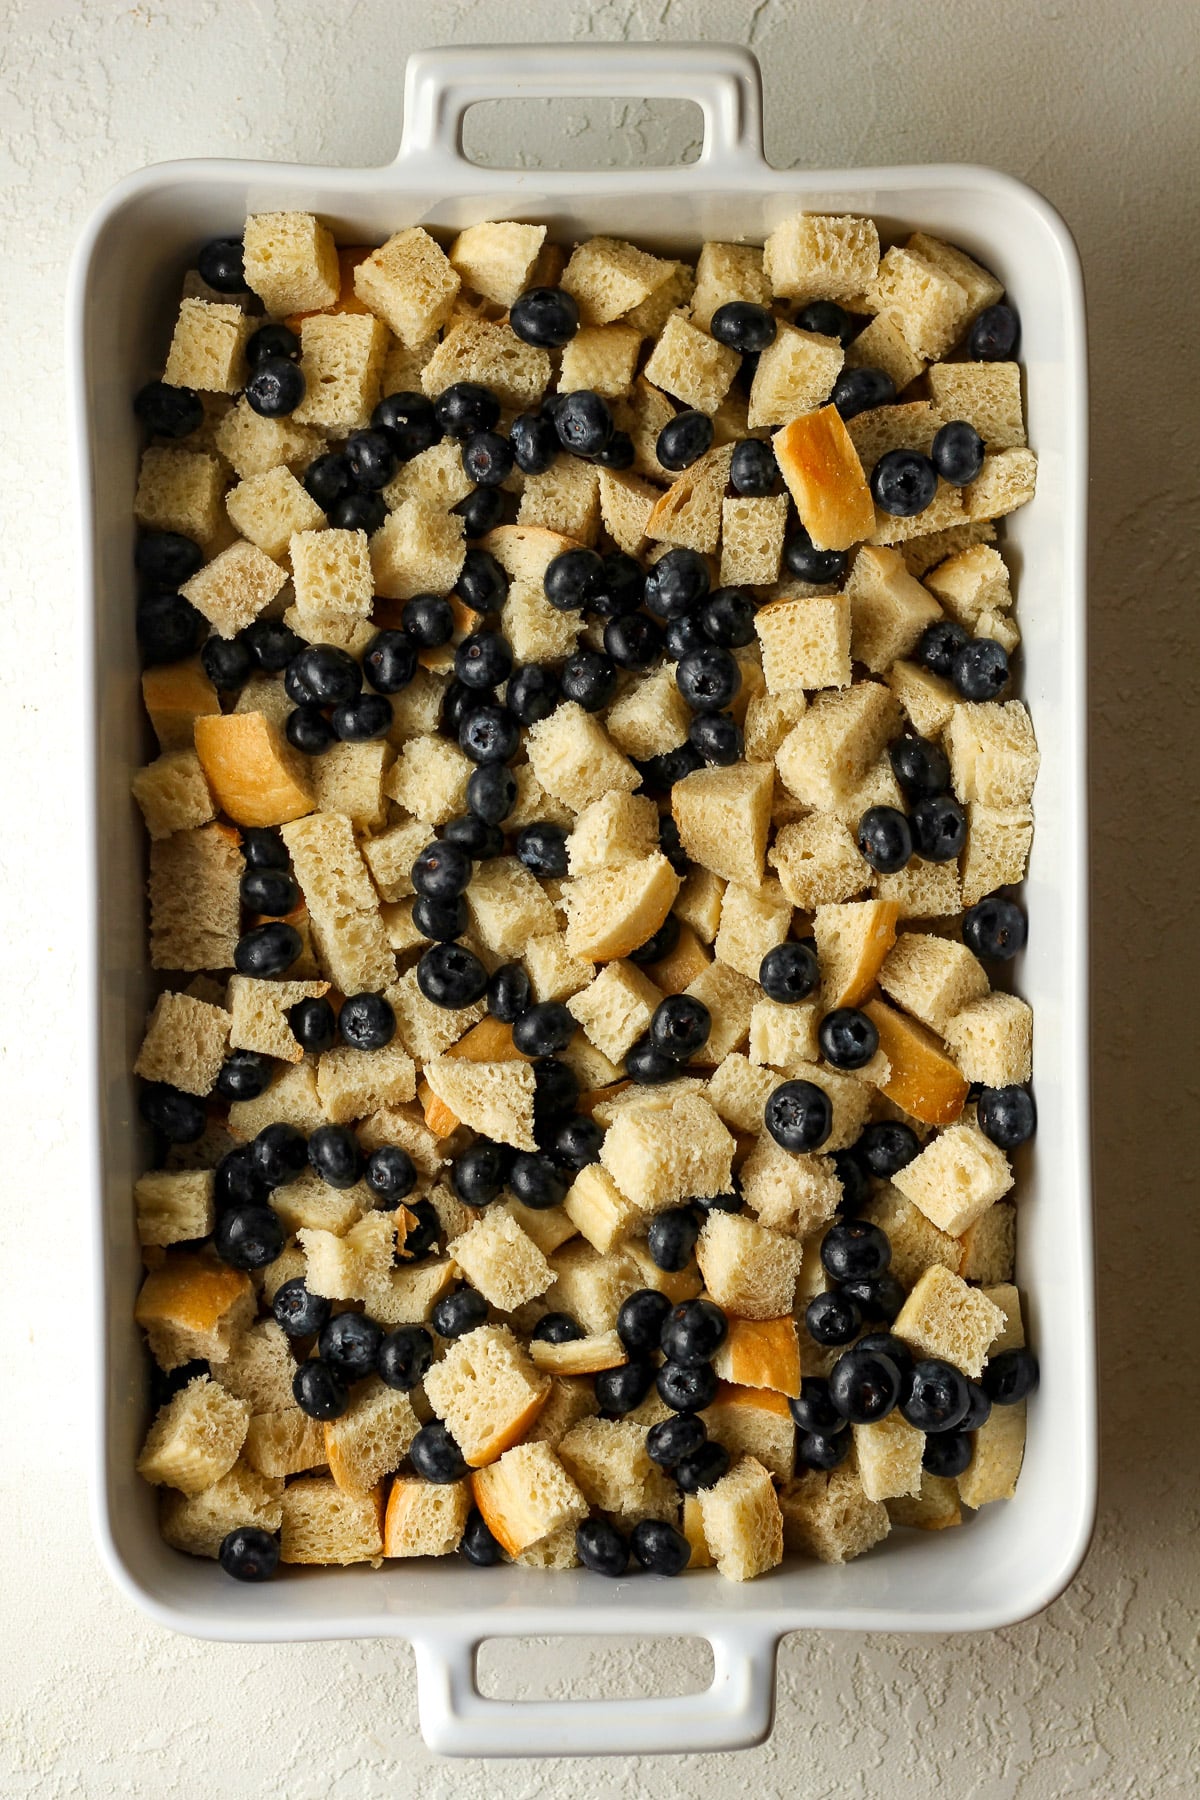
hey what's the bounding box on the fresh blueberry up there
[319,1311,383,1382]
[838,1273,906,1323]
[138,1082,205,1143]
[765,1079,833,1152]
[554,389,613,456]
[576,1517,629,1577]
[828,1345,903,1423]
[636,743,704,793]
[250,1121,308,1188]
[531,1312,584,1345]
[697,585,755,648]
[797,300,855,344]
[246,322,300,366]
[819,1007,881,1071]
[508,1151,568,1210]
[443,813,504,859]
[344,427,398,491]
[291,644,362,707]
[664,612,709,661]
[729,437,777,496]
[134,380,204,439]
[409,1420,468,1482]
[674,1441,731,1493]
[978,1085,1036,1149]
[595,1358,656,1416]
[922,1430,972,1478]
[515,821,569,878]
[656,410,714,472]
[969,302,1020,361]
[551,1114,604,1172]
[560,646,618,711]
[857,805,913,874]
[647,1414,708,1470]
[624,1035,682,1084]
[758,941,820,1004]
[788,1377,847,1436]
[307,1124,364,1190]
[450,1142,508,1212]
[272,1277,330,1339]
[675,645,740,712]
[510,286,580,348]
[821,1220,892,1283]
[377,1325,434,1390]
[796,1429,852,1472]
[983,1347,1039,1405]
[373,390,440,459]
[916,618,969,677]
[454,630,513,692]
[952,637,1010,700]
[855,1332,915,1380]
[658,814,689,875]
[444,678,491,738]
[197,237,245,291]
[832,365,896,420]
[486,963,532,1027]
[657,1358,720,1414]
[889,735,950,799]
[532,1059,578,1132]
[333,692,393,742]
[467,762,517,825]
[234,921,302,977]
[960,1381,992,1432]
[135,530,203,588]
[219,1526,279,1582]
[590,551,645,618]
[135,592,205,665]
[412,840,472,902]
[431,1285,489,1339]
[457,546,510,613]
[286,705,336,756]
[506,662,560,724]
[687,709,744,767]
[593,430,635,469]
[783,525,847,585]
[363,629,417,694]
[630,1519,690,1575]
[644,548,710,619]
[932,419,985,485]
[805,1289,862,1346]
[544,546,605,612]
[832,1147,871,1214]
[604,612,665,671]
[303,451,354,508]
[215,1050,273,1102]
[660,1297,727,1365]
[646,1207,700,1273]
[453,484,506,537]
[509,408,560,474]
[401,1199,442,1261]
[214,1146,269,1211]
[710,301,777,353]
[617,1288,672,1356]
[628,914,680,965]
[872,449,938,516]
[963,896,1027,960]
[461,429,513,487]
[911,794,968,862]
[241,828,288,870]
[246,356,305,418]
[363,1143,416,1205]
[460,1507,504,1566]
[649,995,711,1063]
[328,489,387,532]
[214,1204,284,1271]
[513,1002,574,1058]
[337,992,395,1051]
[436,382,500,439]
[459,704,519,765]
[901,1359,970,1433]
[201,634,254,692]
[858,1121,921,1179]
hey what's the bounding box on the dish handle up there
[395,41,766,178]
[410,1620,779,1758]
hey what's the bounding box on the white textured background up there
[3,1,1199,1793]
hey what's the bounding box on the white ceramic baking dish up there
[71,42,1094,1758]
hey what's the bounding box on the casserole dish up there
[71,41,1094,1757]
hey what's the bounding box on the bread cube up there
[739,1136,841,1239]
[240,211,338,316]
[747,999,820,1074]
[359,818,429,904]
[754,593,851,693]
[942,991,1033,1086]
[957,1199,1016,1287]
[241,1407,326,1479]
[447,1211,552,1311]
[526,1376,601,1447]
[643,313,739,414]
[561,235,673,325]
[543,1240,632,1335]
[194,710,315,830]
[846,401,940,478]
[775,681,901,811]
[521,932,593,1006]
[464,855,557,959]
[624,258,694,335]
[717,494,787,587]
[644,442,734,555]
[616,376,677,482]
[958,1398,1027,1507]
[963,448,1038,522]
[373,497,468,605]
[279,1476,383,1565]
[713,879,791,981]
[471,1440,588,1556]
[766,813,866,911]
[597,467,658,556]
[136,1374,249,1495]
[525,700,638,815]
[131,749,215,842]
[878,933,989,1034]
[746,323,842,430]
[558,1418,676,1527]
[558,1164,640,1257]
[385,965,485,1064]
[160,1461,283,1558]
[764,212,880,303]
[872,857,963,921]
[559,323,641,399]
[673,870,725,948]
[605,664,690,759]
[448,219,544,306]
[148,823,242,971]
[315,1041,417,1125]
[946,700,1039,810]
[383,1475,471,1557]
[705,1388,795,1489]
[687,1454,781,1582]
[890,1113,1013,1234]
[210,1318,297,1415]
[300,1209,397,1302]
[866,246,969,361]
[177,539,283,640]
[696,1211,803,1320]
[813,899,901,1010]
[134,990,230,1096]
[226,1059,329,1140]
[893,1264,1005,1380]
[885,1470,963,1533]
[517,456,601,542]
[163,296,251,393]
[780,1464,890,1563]
[566,960,661,1063]
[351,225,459,345]
[363,1257,457,1329]
[321,1376,420,1498]
[528,1327,627,1377]
[422,316,550,410]
[689,241,770,330]
[857,1185,958,1290]
[270,1171,365,1237]
[886,659,958,740]
[291,311,388,433]
[601,1091,734,1214]
[843,311,926,392]
[213,398,322,482]
[961,803,1033,907]
[564,793,657,879]
[928,360,1024,452]
[134,1168,216,1248]
[561,853,679,965]
[382,735,471,828]
[672,759,774,889]
[231,674,294,731]
[676,963,755,1068]
[854,1413,925,1502]
[135,446,226,546]
[845,545,943,673]
[224,464,324,562]
[311,739,389,832]
[287,525,372,618]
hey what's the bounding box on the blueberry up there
[553,389,613,456]
[783,524,847,585]
[674,1442,731,1493]
[303,451,354,508]
[628,913,680,965]
[214,1145,269,1211]
[401,1198,442,1260]
[135,591,205,665]
[832,1147,872,1213]
[364,1143,417,1205]
[411,840,472,902]
[461,429,513,487]
[251,1122,308,1188]
[819,1007,881,1070]
[623,1035,681,1084]
[576,1518,629,1577]
[319,1311,383,1381]
[797,300,855,344]
[828,1346,903,1423]
[363,628,418,693]
[453,484,506,537]
[544,546,605,612]
[796,1429,852,1472]
[241,828,288,870]
[857,1121,921,1179]
[765,1079,833,1152]
[486,962,532,1025]
[649,995,711,1062]
[246,356,305,418]
[647,1414,708,1469]
[643,548,710,619]
[506,662,560,724]
[307,1124,364,1190]
[219,1526,280,1582]
[635,743,704,792]
[401,594,456,649]
[911,794,967,862]
[805,1289,862,1346]
[531,1312,584,1345]
[135,531,203,588]
[857,805,913,874]
[138,1082,205,1144]
[676,645,740,713]
[560,646,618,711]
[659,814,689,875]
[821,1220,892,1283]
[436,382,500,440]
[593,1358,655,1416]
[759,941,820,1003]
[246,322,300,367]
[509,286,580,348]
[978,1085,1037,1149]
[513,1002,574,1058]
[467,762,517,824]
[515,821,568,878]
[952,637,1010,701]
[377,1326,434,1390]
[459,705,519,765]
[431,1286,489,1339]
[838,1273,905,1323]
[460,1507,504,1566]
[451,1140,508,1205]
[215,1050,273,1102]
[272,1277,331,1339]
[551,1114,604,1172]
[286,705,336,756]
[134,380,204,439]
[509,409,560,474]
[344,427,398,491]
[922,1430,972,1478]
[832,365,896,420]
[656,410,714,472]
[590,552,645,618]
[532,1058,581,1125]
[410,1421,469,1483]
[787,1377,847,1436]
[656,1358,720,1413]
[901,1359,970,1433]
[508,1151,568,1210]
[604,612,665,671]
[697,585,756,649]
[969,302,1020,361]
[889,734,950,800]
[334,691,395,743]
[328,489,387,532]
[855,1332,915,1381]
[962,896,1027,960]
[442,813,504,858]
[932,419,985,486]
[630,1519,690,1576]
[617,1288,672,1355]
[916,618,969,677]
[710,301,777,353]
[646,1207,700,1272]
[960,1381,992,1432]
[214,1204,284,1271]
[983,1347,1039,1405]
[243,619,304,671]
[201,634,254,692]
[234,921,302,976]
[660,1297,727,1365]
[197,236,245,291]
[593,430,635,469]
[338,992,396,1051]
[872,449,938,517]
[292,644,362,707]
[373,390,439,459]
[729,437,777,495]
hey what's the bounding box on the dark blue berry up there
[832,365,896,420]
[554,390,612,456]
[328,489,386,532]
[676,645,740,712]
[345,428,398,490]
[636,744,704,792]
[969,303,1019,361]
[788,1377,847,1436]
[796,1429,851,1471]
[698,585,756,648]
[135,592,204,665]
[674,1441,731,1492]
[136,531,203,588]
[819,1006,881,1070]
[338,992,396,1050]
[560,647,618,711]
[595,1358,655,1416]
[246,322,300,366]
[617,1288,672,1355]
[688,709,744,766]
[235,921,302,976]
[932,419,985,485]
[453,484,506,536]
[960,1381,992,1432]
[625,1036,682,1084]
[857,805,913,874]
[783,525,846,585]
[649,995,711,1062]
[901,1359,970,1433]
[589,552,645,617]
[656,410,714,472]
[628,913,680,965]
[855,1332,915,1380]
[291,644,362,706]
[576,1518,629,1577]
[456,630,513,690]
[922,1430,972,1478]
[360,629,415,695]
[805,1289,862,1346]
[630,1519,690,1575]
[858,1121,921,1178]
[838,1273,905,1323]
[214,1204,284,1271]
[911,793,967,862]
[513,1002,574,1058]
[765,1079,833,1151]
[319,1311,383,1381]
[978,1085,1036,1148]
[409,1420,468,1482]
[509,409,559,474]
[710,301,776,352]
[201,634,253,692]
[219,1526,279,1582]
[378,1326,434,1390]
[197,237,245,291]
[515,821,568,878]
[983,1347,1039,1405]
[828,1346,903,1422]
[214,1147,268,1211]
[656,1359,719,1413]
[660,1297,727,1365]
[373,390,439,459]
[215,1051,273,1102]
[664,612,709,661]
[459,704,519,764]
[246,356,305,418]
[487,962,532,1025]
[436,382,500,439]
[605,612,664,671]
[797,301,855,344]
[308,1124,364,1190]
[332,695,394,745]
[241,828,288,869]
[412,839,472,901]
[286,705,336,756]
[759,940,820,1003]
[917,618,970,677]
[593,430,634,469]
[364,1143,417,1204]
[303,451,354,508]
[552,1114,603,1172]
[451,1139,508,1205]
[506,661,561,724]
[509,1151,568,1210]
[544,547,605,611]
[461,429,513,487]
[729,437,777,495]
[443,813,503,858]
[432,1285,489,1339]
[467,762,517,824]
[250,1122,308,1187]
[134,381,203,439]
[872,449,938,516]
[272,1277,330,1339]
[963,896,1027,960]
[646,1207,700,1273]
[460,1507,504,1565]
[821,1220,891,1282]
[644,548,710,619]
[510,286,580,348]
[890,734,950,799]
[646,1414,707,1469]
[531,1312,584,1344]
[833,1147,871,1213]
[952,637,1010,700]
[139,1082,205,1143]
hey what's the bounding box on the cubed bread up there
[764,212,880,303]
[748,998,820,1071]
[543,1239,633,1335]
[846,545,943,672]
[942,991,1033,1086]
[242,209,339,314]
[644,312,743,414]
[242,1407,327,1478]
[558,1417,676,1525]
[963,449,1038,522]
[134,446,226,547]
[626,258,694,335]
[193,711,315,829]
[747,323,843,429]
[421,317,550,410]
[316,1041,417,1124]
[323,1376,419,1497]
[422,1052,536,1150]
[853,1413,926,1502]
[360,818,430,904]
[703,1385,795,1482]
[739,1136,842,1238]
[961,803,1033,907]
[690,241,770,329]
[754,593,851,692]
[271,1171,365,1237]
[282,812,395,994]
[464,855,558,958]
[180,539,286,639]
[292,311,388,433]
[134,1169,216,1248]
[891,1117,1013,1236]
[927,360,1025,451]
[566,960,662,1063]
[886,659,958,740]
[644,443,734,555]
[447,1211,554,1311]
[561,235,672,324]
[768,812,869,910]
[674,868,726,945]
[775,681,900,810]
[957,1200,1016,1285]
[892,1264,1006,1379]
[958,1399,1026,1507]
[279,1476,384,1565]
[861,998,968,1125]
[363,1257,458,1329]
[163,296,252,392]
[905,231,1004,326]
[384,438,475,513]
[289,525,374,617]
[773,405,875,553]
[605,664,691,760]
[561,853,680,963]
[560,1163,641,1256]
[682,960,759,1065]
[134,990,229,1096]
[862,1186,959,1289]
[814,899,901,1008]
[672,759,775,889]
[597,467,660,557]
[449,220,545,307]
[213,397,324,481]
[136,1374,250,1495]
[384,734,471,827]
[383,1475,471,1557]
[719,494,788,587]
[470,1440,588,1556]
[525,701,638,814]
[866,245,970,360]
[846,401,940,476]
[135,1250,256,1372]
[352,226,459,345]
[148,822,243,972]
[885,1470,962,1532]
[696,1211,804,1319]
[517,456,601,543]
[208,1316,297,1413]
[422,1324,550,1467]
[371,498,467,602]
[299,1209,397,1302]
[901,519,997,577]
[703,1054,776,1138]
[160,1461,284,1559]
[311,739,390,831]
[946,700,1039,810]
[559,323,642,398]
[617,377,677,482]
[528,1327,627,1376]
[779,1463,890,1563]
[131,749,216,840]
[713,879,792,981]
[843,311,926,391]
[601,1091,735,1213]
[872,857,963,921]
[525,1375,600,1446]
[386,965,486,1064]
[878,932,989,1034]
[564,792,658,878]
[697,1455,784,1582]
[712,1315,802,1398]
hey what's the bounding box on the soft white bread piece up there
[384,734,471,826]
[886,1470,963,1532]
[163,296,251,393]
[639,918,714,995]
[423,1056,537,1153]
[281,811,395,995]
[886,659,958,741]
[135,445,226,547]
[447,1210,553,1311]
[747,324,843,429]
[180,539,287,640]
[862,998,969,1126]
[927,360,1024,451]
[697,1211,804,1320]
[243,1407,327,1479]
[160,1461,283,1559]
[352,225,459,345]
[542,1240,639,1336]
[449,220,545,307]
[225,464,325,561]
[561,853,680,964]
[958,1400,1026,1508]
[299,1210,398,1303]
[464,856,558,959]
[386,439,474,513]
[605,665,691,761]
[983,1281,1025,1355]
[814,899,901,1009]
[517,456,601,543]
[134,1169,216,1248]
[768,813,869,910]
[843,310,926,391]
[279,1476,384,1566]
[136,1374,250,1496]
[525,701,638,814]
[242,210,340,314]
[141,661,222,759]
[961,802,1033,907]
[567,960,662,1063]
[703,1384,795,1483]
[421,317,550,410]
[905,231,1003,325]
[957,1200,1016,1286]
[705,1053,779,1137]
[311,739,390,832]
[361,817,440,904]
[134,991,229,1097]
[754,592,851,692]
[529,1327,628,1377]
[422,1324,550,1467]
[560,235,673,325]
[872,858,963,922]
[846,545,943,673]
[625,258,694,335]
[521,931,594,1005]
[324,1376,420,1498]
[695,1455,783,1583]
[749,997,821,1074]
[866,246,969,360]
[526,1375,601,1447]
[357,1099,445,1178]
[371,498,466,602]
[779,1463,889,1563]
[135,1253,255,1371]
[270,1171,367,1238]
[682,960,759,1064]
[775,682,901,811]
[562,1163,643,1255]
[498,1196,577,1260]
[902,519,997,577]
[893,1264,1005,1380]
[501,577,584,663]
[922,543,1012,628]
[672,760,775,889]
[892,1118,1013,1236]
[853,1414,925,1502]
[596,466,659,557]
[643,442,735,556]
[386,965,486,1064]
[193,711,315,830]
[719,494,788,587]
[228,975,329,1065]
[213,397,323,481]
[642,312,739,414]
[713,879,792,982]
[383,1475,471,1557]
[674,867,727,945]
[712,1316,802,1399]
[743,688,808,765]
[690,240,770,330]
[942,991,1033,1086]
[559,322,642,399]
[878,932,989,1034]
[227,1058,330,1140]
[211,1319,298,1414]
[946,700,1039,810]
[738,1136,842,1239]
[470,1440,588,1557]
[362,1257,458,1330]
[846,400,939,475]
[600,1092,735,1214]
[773,406,875,553]
[863,1185,960,1290]
[764,212,880,303]
[558,1418,676,1525]
[132,748,215,841]
[962,449,1037,522]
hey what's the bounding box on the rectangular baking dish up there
[71,42,1094,1758]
